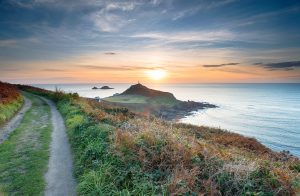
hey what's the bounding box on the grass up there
[21,86,300,195]
[0,81,24,126]
[0,96,23,126]
[103,95,148,104]
[103,94,181,117]
[0,93,52,195]
[103,94,179,106]
[148,96,179,106]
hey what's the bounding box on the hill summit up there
[104,83,216,120]
[121,83,176,100]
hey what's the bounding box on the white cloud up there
[172,6,201,21]
[105,2,137,11]
[89,2,139,32]
[151,0,162,6]
[9,0,61,8]
[206,0,236,9]
[91,11,132,32]
[172,0,236,20]
[131,30,235,43]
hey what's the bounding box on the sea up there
[33,83,300,157]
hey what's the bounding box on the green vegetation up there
[0,81,24,125]
[103,83,179,107]
[103,95,148,104]
[22,86,300,195]
[0,93,52,195]
[0,97,23,125]
[103,83,215,120]
[148,95,179,106]
[104,94,179,106]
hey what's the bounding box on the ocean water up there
[34,83,300,157]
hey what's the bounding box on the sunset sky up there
[0,0,300,83]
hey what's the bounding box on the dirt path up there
[0,93,52,195]
[41,97,76,196]
[0,96,32,144]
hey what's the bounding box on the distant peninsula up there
[92,85,114,90]
[103,83,216,120]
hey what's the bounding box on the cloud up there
[42,68,65,72]
[216,67,262,75]
[131,30,235,43]
[105,2,136,11]
[80,65,163,71]
[0,39,18,47]
[104,52,116,55]
[89,1,138,32]
[285,75,300,79]
[0,67,21,71]
[8,0,96,10]
[11,1,139,32]
[259,61,300,71]
[9,0,104,9]
[91,12,130,32]
[202,63,240,68]
[232,6,300,28]
[80,65,129,70]
[0,38,38,47]
[172,7,201,21]
[172,0,236,20]
[151,0,161,6]
[45,76,76,81]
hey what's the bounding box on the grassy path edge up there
[0,92,52,195]
[39,96,77,196]
[0,95,32,144]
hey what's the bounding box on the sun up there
[146,69,167,80]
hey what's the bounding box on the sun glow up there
[146,69,167,80]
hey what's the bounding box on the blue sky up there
[0,0,300,83]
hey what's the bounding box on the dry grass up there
[19,84,300,195]
[106,116,300,194]
[0,82,24,125]
[0,82,21,104]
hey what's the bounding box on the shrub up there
[66,114,86,130]
[290,163,300,172]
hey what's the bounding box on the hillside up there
[19,85,300,195]
[122,83,176,99]
[0,82,24,125]
[103,83,216,120]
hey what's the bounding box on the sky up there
[0,0,300,84]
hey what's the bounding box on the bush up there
[66,114,86,130]
[290,163,300,172]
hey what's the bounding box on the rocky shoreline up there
[104,99,217,121]
[155,100,217,120]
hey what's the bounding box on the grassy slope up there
[22,88,300,195]
[103,94,180,115]
[103,95,148,104]
[0,81,24,126]
[104,94,179,106]
[0,93,52,195]
[0,96,24,125]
